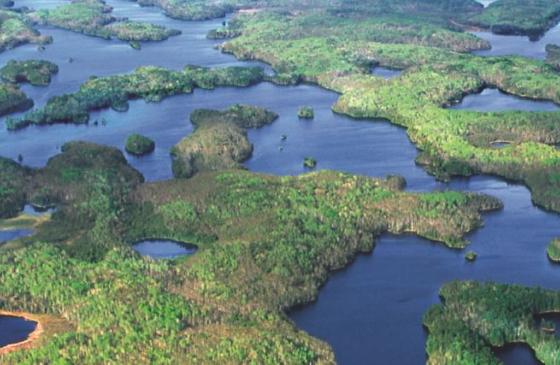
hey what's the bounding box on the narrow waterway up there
[1,1,559,364]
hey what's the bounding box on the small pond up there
[133,239,197,259]
[371,67,402,79]
[0,315,37,348]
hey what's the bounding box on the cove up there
[0,315,37,348]
[472,23,560,59]
[449,88,559,112]
[133,239,197,259]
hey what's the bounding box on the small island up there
[171,104,278,178]
[7,65,265,130]
[0,60,59,86]
[464,251,477,262]
[125,134,155,156]
[30,0,181,44]
[303,157,317,169]
[547,238,560,263]
[298,106,314,119]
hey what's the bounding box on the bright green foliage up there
[0,142,502,363]
[425,281,560,364]
[219,9,560,214]
[7,65,264,130]
[32,0,180,42]
[125,134,155,156]
[0,59,59,86]
[0,9,51,52]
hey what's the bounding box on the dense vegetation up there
[125,134,155,156]
[0,60,58,86]
[467,0,560,37]
[218,7,560,215]
[30,0,180,43]
[2,1,560,363]
[6,65,265,130]
[425,281,560,364]
[0,82,32,116]
[171,104,278,178]
[0,9,51,52]
[0,139,501,363]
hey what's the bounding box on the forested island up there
[1,0,560,364]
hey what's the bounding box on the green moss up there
[220,8,560,214]
[125,134,155,156]
[547,238,560,263]
[171,104,278,178]
[425,281,560,364]
[0,59,58,86]
[298,106,314,119]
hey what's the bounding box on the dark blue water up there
[0,315,37,347]
[473,23,560,59]
[451,88,559,112]
[133,239,197,259]
[1,1,560,364]
[494,343,542,365]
